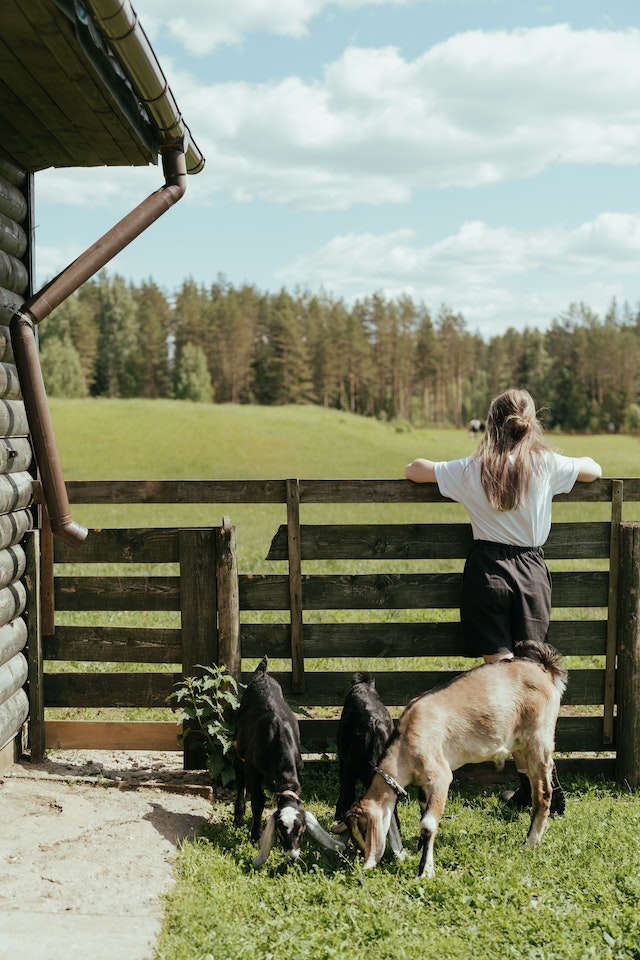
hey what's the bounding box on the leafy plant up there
[170,663,243,787]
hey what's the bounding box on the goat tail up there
[514,639,568,697]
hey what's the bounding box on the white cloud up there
[169,25,640,209]
[135,0,413,54]
[275,213,640,336]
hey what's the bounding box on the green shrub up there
[170,664,243,787]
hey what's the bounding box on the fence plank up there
[180,528,217,769]
[296,715,610,755]
[53,527,181,564]
[237,668,605,708]
[603,479,623,744]
[43,626,182,663]
[53,575,180,611]
[286,479,304,693]
[239,619,606,660]
[44,672,178,708]
[44,720,182,751]
[216,520,241,684]
[616,522,640,787]
[267,521,613,561]
[238,571,609,611]
[64,476,640,505]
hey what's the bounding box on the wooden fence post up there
[180,527,217,770]
[216,517,241,686]
[25,529,44,761]
[616,521,640,788]
[603,479,623,744]
[287,478,304,694]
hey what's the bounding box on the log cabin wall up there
[0,155,35,772]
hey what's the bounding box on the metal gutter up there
[84,0,205,175]
[10,148,187,546]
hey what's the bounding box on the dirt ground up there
[0,751,215,960]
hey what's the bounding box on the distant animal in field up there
[468,418,486,439]
[331,672,405,861]
[234,656,345,866]
[346,639,567,878]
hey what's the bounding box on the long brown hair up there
[474,389,551,511]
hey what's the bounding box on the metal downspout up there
[10,148,187,547]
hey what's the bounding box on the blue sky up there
[34,0,640,339]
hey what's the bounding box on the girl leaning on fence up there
[404,388,602,810]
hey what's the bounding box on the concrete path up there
[0,752,213,960]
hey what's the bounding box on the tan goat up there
[346,639,567,878]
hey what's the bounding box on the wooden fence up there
[28,477,640,787]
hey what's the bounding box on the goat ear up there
[387,812,406,861]
[363,809,387,869]
[252,813,277,867]
[305,811,346,853]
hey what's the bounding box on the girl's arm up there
[575,457,603,482]
[405,458,437,483]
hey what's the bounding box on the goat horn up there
[305,812,346,852]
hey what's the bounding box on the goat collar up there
[278,789,301,803]
[372,765,408,799]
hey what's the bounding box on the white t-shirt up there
[434,451,579,546]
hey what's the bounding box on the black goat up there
[234,656,344,866]
[331,672,405,860]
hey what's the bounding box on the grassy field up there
[47,399,640,959]
[155,769,640,960]
[50,397,640,566]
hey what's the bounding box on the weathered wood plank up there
[267,522,613,561]
[43,626,182,663]
[54,528,181,564]
[65,479,289,505]
[216,520,241,683]
[239,619,606,660]
[238,669,605,707]
[238,571,609,610]
[603,479,623,744]
[53,575,181,611]
[43,672,179,708]
[63,477,640,506]
[286,479,304,693]
[296,715,611,755]
[180,528,217,769]
[616,522,640,787]
[44,720,182,752]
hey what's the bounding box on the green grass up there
[155,769,640,960]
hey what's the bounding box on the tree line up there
[38,271,640,433]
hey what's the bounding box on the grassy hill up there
[50,397,637,480]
